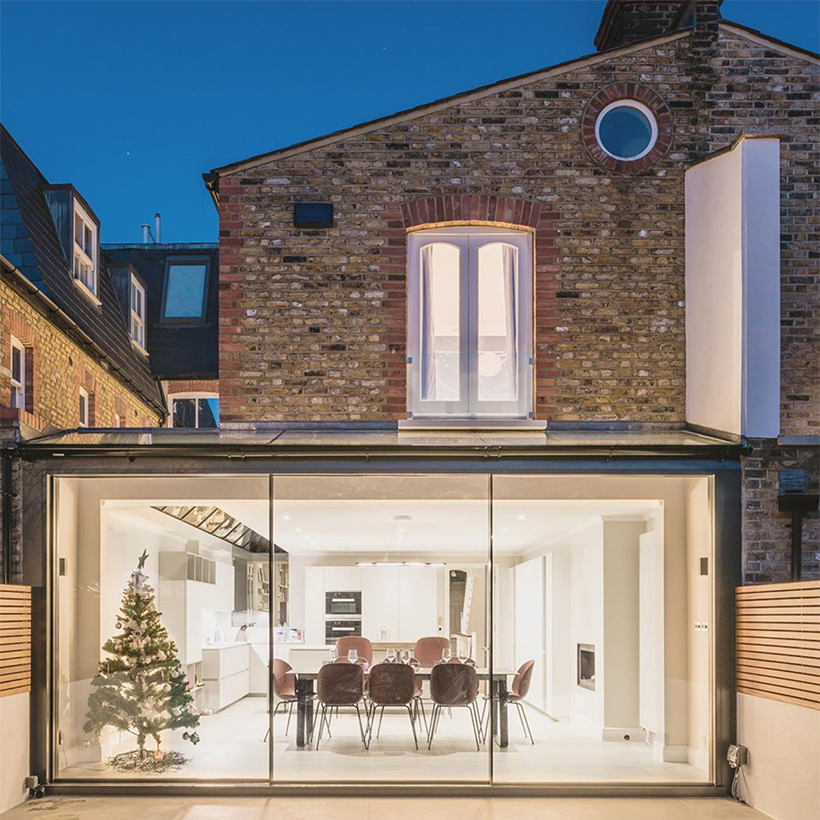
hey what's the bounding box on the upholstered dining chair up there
[366,662,419,749]
[263,658,299,742]
[480,658,536,745]
[315,661,367,749]
[413,636,451,667]
[336,635,373,665]
[427,662,482,751]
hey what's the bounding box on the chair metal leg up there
[376,705,385,739]
[285,701,294,736]
[355,703,367,748]
[468,703,481,751]
[427,704,440,750]
[315,704,327,749]
[517,702,535,744]
[417,697,429,736]
[406,704,419,750]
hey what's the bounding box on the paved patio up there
[1,796,768,820]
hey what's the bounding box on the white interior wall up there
[602,519,645,732]
[685,136,780,438]
[514,557,545,710]
[639,518,664,746]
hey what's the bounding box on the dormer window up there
[130,274,146,350]
[73,202,98,297]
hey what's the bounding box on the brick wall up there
[219,35,702,423]
[0,282,163,431]
[218,26,817,428]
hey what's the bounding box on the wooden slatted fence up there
[0,584,31,697]
[737,580,820,710]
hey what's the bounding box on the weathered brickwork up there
[218,25,817,429]
[742,439,819,583]
[0,282,162,431]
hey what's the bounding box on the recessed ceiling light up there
[517,514,526,520]
[282,514,291,521]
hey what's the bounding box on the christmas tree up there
[84,550,201,772]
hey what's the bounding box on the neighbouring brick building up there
[207,1,818,583]
[0,127,165,436]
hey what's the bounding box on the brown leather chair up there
[413,636,451,667]
[264,658,299,742]
[366,662,419,749]
[481,659,535,745]
[336,636,373,665]
[315,661,367,749]
[427,662,481,750]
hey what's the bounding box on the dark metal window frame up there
[20,450,741,797]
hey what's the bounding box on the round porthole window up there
[595,100,658,162]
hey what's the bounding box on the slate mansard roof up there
[0,125,165,415]
[102,243,219,381]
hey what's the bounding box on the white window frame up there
[407,226,533,420]
[169,392,219,429]
[78,386,90,428]
[130,274,147,351]
[113,412,122,428]
[72,201,98,298]
[10,336,25,411]
[594,99,658,162]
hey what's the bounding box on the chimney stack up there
[141,223,150,244]
[154,213,162,244]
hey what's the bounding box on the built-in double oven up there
[324,591,362,643]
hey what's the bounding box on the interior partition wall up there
[46,464,728,789]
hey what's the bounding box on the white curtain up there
[502,244,518,400]
[420,244,436,400]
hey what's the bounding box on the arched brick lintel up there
[379,195,560,421]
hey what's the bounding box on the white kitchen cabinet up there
[304,567,325,645]
[323,566,361,590]
[362,566,400,640]
[202,643,250,711]
[398,567,439,641]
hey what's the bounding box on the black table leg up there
[296,678,314,748]
[493,677,508,748]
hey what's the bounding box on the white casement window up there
[113,413,122,428]
[73,202,98,296]
[407,227,533,419]
[170,393,219,429]
[78,386,89,428]
[10,336,25,410]
[130,275,146,349]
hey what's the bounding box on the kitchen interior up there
[54,473,713,783]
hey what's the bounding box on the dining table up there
[285,664,517,749]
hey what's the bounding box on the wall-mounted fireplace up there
[577,643,596,691]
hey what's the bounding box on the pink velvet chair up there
[336,635,373,665]
[263,658,298,741]
[427,662,481,751]
[481,659,535,745]
[413,636,451,667]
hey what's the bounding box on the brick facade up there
[215,22,818,582]
[0,281,163,432]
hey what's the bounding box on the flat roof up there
[19,426,745,460]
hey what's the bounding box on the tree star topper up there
[137,550,149,570]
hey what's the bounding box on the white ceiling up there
[108,495,660,558]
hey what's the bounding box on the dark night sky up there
[1,1,817,242]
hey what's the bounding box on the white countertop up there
[201,641,251,651]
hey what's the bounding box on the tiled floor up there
[0,796,768,820]
[58,696,709,783]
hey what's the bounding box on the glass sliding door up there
[490,474,714,784]
[270,474,491,783]
[53,475,270,781]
